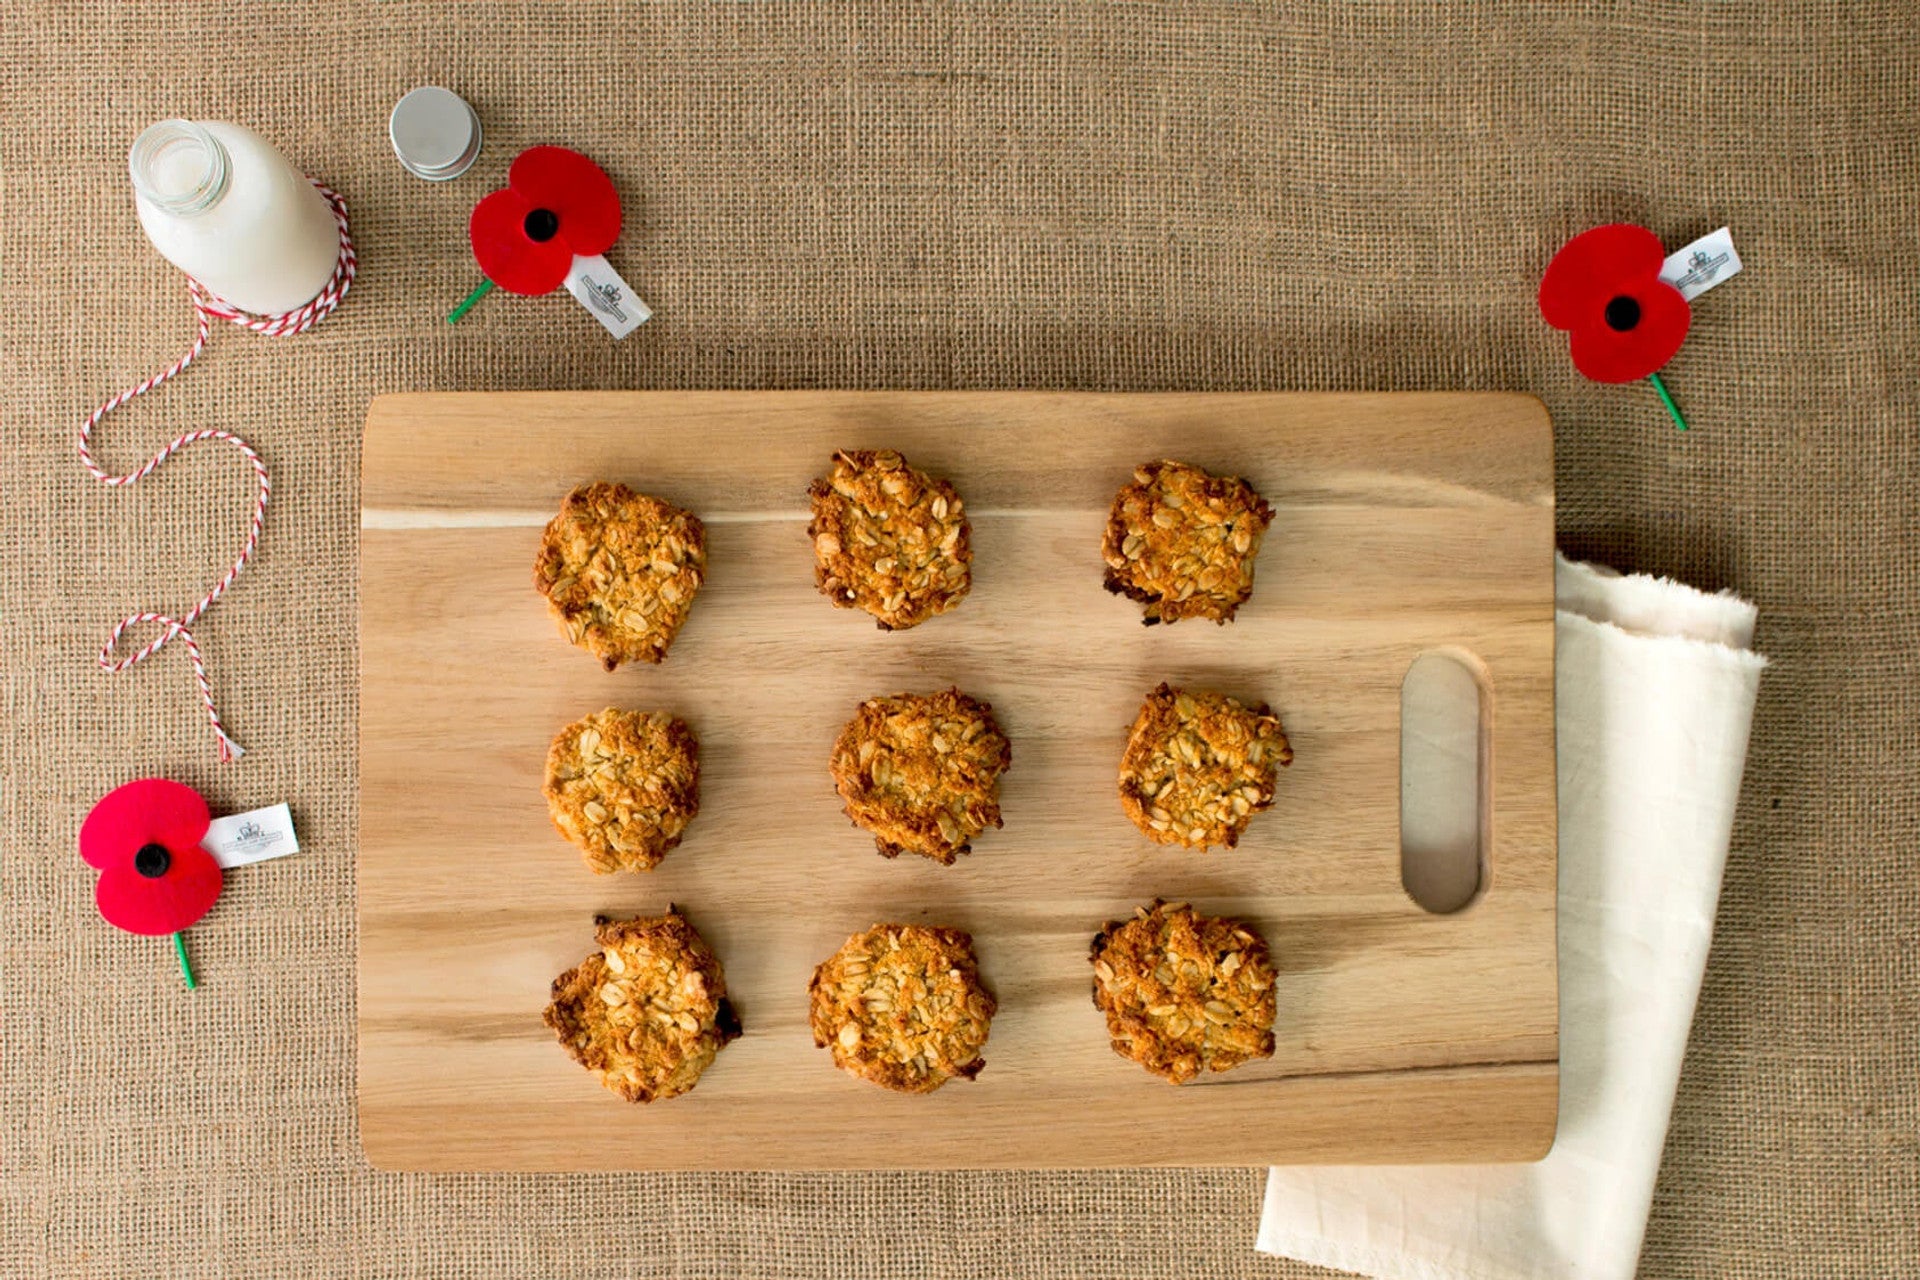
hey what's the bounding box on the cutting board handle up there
[1400,647,1492,914]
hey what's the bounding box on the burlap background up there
[3,3,1914,1277]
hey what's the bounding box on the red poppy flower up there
[469,146,622,295]
[1538,224,1691,383]
[78,779,222,937]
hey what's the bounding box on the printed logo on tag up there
[1660,227,1743,302]
[202,802,300,869]
[564,254,653,339]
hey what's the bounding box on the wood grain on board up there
[358,391,1557,1171]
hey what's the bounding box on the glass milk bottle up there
[128,119,340,316]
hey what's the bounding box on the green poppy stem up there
[1647,371,1688,432]
[445,277,495,325]
[173,931,197,990]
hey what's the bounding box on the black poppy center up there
[1603,295,1641,332]
[134,843,171,878]
[523,208,560,243]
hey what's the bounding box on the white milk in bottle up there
[128,119,340,315]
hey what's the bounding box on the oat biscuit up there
[807,449,971,630]
[1118,682,1292,849]
[808,924,996,1093]
[544,708,700,873]
[829,688,1012,864]
[533,481,706,669]
[1089,900,1277,1084]
[543,910,741,1103]
[1101,460,1274,624]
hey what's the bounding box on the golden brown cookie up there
[808,923,996,1093]
[543,910,741,1103]
[1118,682,1292,849]
[807,449,971,630]
[533,481,706,670]
[829,688,1012,864]
[1101,460,1274,624]
[544,708,700,873]
[1090,900,1277,1084]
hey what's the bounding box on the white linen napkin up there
[1258,553,1768,1280]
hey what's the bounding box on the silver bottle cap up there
[388,86,481,181]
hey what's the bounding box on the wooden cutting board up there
[358,391,1557,1171]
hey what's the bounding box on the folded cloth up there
[1257,553,1768,1280]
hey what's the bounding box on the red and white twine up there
[75,179,355,762]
